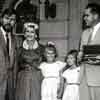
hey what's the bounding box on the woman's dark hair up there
[65,49,78,68]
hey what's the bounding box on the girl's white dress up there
[62,67,80,100]
[39,61,66,100]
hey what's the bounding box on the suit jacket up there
[0,27,17,100]
[0,28,9,82]
[80,27,100,86]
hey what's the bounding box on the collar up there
[23,40,39,50]
[93,22,100,31]
[0,26,6,37]
[0,26,7,42]
[91,22,100,40]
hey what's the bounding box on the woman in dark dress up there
[15,22,44,100]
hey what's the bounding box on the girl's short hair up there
[65,49,78,65]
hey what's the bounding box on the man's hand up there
[96,55,100,60]
[77,51,83,63]
[87,57,100,64]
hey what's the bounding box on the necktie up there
[6,33,9,54]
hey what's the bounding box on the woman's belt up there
[19,64,40,71]
[67,83,80,85]
[44,76,59,79]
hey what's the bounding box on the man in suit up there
[79,3,100,100]
[0,8,17,100]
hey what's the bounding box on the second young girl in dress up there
[62,49,80,100]
[39,42,66,100]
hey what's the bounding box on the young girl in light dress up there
[62,49,80,100]
[39,42,66,100]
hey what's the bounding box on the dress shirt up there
[1,27,12,56]
[0,27,7,43]
[91,22,100,41]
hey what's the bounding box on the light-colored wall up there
[39,0,68,60]
[89,0,100,3]
[39,0,88,60]
[68,0,88,50]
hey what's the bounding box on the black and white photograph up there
[0,0,100,100]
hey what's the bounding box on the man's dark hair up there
[86,3,100,17]
[1,8,19,21]
[1,8,16,17]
